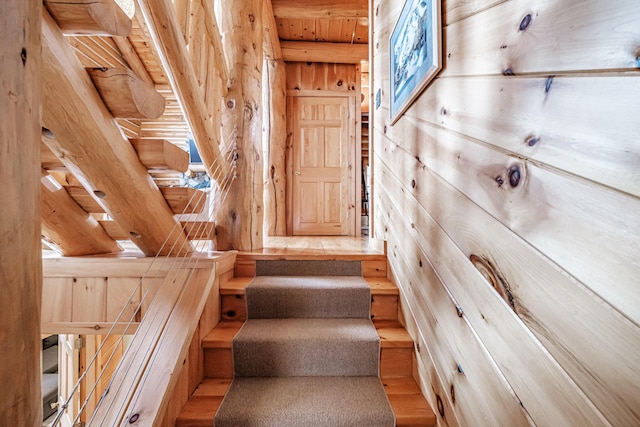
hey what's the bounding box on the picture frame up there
[389,0,442,124]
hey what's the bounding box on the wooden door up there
[292,96,354,235]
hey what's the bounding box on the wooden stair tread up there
[175,395,222,427]
[381,377,423,395]
[388,393,437,426]
[192,378,232,397]
[220,276,398,296]
[235,253,387,261]
[202,321,243,348]
[365,277,399,295]
[220,276,252,295]
[177,381,435,427]
[204,320,413,349]
[377,323,414,348]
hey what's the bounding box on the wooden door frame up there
[286,90,362,236]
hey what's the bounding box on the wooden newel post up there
[0,0,43,425]
[213,0,264,250]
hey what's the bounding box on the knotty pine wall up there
[371,0,640,426]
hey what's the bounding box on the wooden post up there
[214,0,264,250]
[262,58,287,236]
[0,0,42,425]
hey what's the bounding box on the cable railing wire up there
[52,143,237,426]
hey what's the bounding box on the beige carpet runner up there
[214,275,395,426]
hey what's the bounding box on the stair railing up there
[49,0,235,425]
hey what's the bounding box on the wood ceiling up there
[40,0,368,257]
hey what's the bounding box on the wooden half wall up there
[42,252,235,425]
[372,0,640,426]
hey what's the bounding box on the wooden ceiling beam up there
[281,41,368,64]
[42,10,192,256]
[271,0,368,19]
[67,185,206,215]
[137,0,230,183]
[130,139,189,172]
[87,67,166,119]
[161,187,207,215]
[41,141,65,171]
[41,172,122,256]
[198,0,230,88]
[263,0,283,60]
[100,220,215,240]
[44,0,132,36]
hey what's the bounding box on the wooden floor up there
[239,236,386,257]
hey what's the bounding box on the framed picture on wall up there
[389,0,442,124]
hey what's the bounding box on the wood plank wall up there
[372,0,640,426]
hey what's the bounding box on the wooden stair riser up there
[203,348,233,379]
[220,295,246,322]
[233,258,388,278]
[381,348,414,378]
[220,293,399,322]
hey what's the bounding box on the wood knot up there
[525,135,540,147]
[545,76,554,93]
[455,304,463,317]
[226,100,235,109]
[508,165,521,187]
[411,179,416,189]
[337,80,343,86]
[503,68,516,76]
[248,13,255,23]
[436,395,445,416]
[450,384,456,403]
[519,14,532,31]
[495,176,505,187]
[470,255,516,311]
[383,125,387,134]
[128,413,140,424]
[21,48,27,65]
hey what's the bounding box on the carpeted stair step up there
[246,276,371,319]
[202,321,416,379]
[176,379,436,427]
[233,318,380,377]
[221,277,400,322]
[214,376,395,427]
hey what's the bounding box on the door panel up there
[292,96,353,235]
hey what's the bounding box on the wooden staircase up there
[176,255,435,427]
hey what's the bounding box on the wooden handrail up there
[83,253,233,426]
